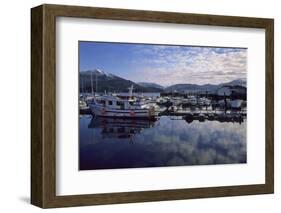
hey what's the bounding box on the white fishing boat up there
[79,100,88,110]
[170,97,182,106]
[156,97,168,105]
[188,96,197,105]
[230,99,243,109]
[201,97,211,106]
[197,98,204,106]
[89,85,158,119]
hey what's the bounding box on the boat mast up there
[95,72,98,94]
[81,77,84,94]
[91,71,94,96]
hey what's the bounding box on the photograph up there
[78,41,247,170]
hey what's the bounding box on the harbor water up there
[79,115,247,170]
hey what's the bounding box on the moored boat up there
[89,86,158,119]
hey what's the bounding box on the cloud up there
[129,45,247,86]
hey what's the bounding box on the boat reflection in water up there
[88,116,157,142]
[183,112,245,124]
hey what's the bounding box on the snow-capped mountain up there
[79,69,163,93]
[87,69,116,78]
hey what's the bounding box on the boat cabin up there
[95,95,138,110]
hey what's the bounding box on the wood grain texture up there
[265,20,274,193]
[31,4,274,208]
[31,5,43,207]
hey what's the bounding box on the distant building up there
[217,85,246,97]
[217,86,232,96]
[230,85,246,95]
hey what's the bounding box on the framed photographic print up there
[31,4,274,208]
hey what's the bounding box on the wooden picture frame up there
[31,4,274,208]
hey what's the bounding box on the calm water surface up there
[79,115,246,170]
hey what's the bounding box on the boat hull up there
[89,104,157,119]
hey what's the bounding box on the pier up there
[81,107,246,124]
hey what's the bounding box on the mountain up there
[91,68,116,78]
[79,69,163,93]
[137,82,164,89]
[165,83,219,93]
[80,69,246,94]
[221,79,247,87]
[164,79,246,93]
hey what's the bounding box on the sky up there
[79,41,247,86]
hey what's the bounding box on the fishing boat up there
[79,95,91,114]
[89,85,158,119]
[197,98,204,106]
[187,96,197,105]
[230,99,243,109]
[202,97,211,106]
[170,97,182,106]
[156,97,168,105]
